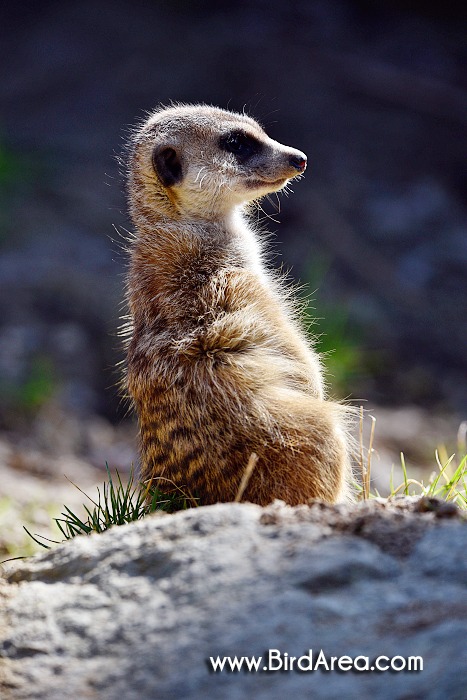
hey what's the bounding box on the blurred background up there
[0,0,466,554]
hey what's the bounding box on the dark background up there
[1,0,466,439]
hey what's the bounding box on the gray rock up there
[1,499,466,699]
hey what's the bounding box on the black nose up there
[289,153,307,172]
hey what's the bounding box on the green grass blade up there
[23,526,51,549]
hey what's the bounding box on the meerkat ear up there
[152,146,183,187]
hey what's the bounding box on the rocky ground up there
[1,497,466,699]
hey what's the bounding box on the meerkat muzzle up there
[289,152,307,172]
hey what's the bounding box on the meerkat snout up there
[289,152,307,172]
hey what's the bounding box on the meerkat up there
[123,103,352,506]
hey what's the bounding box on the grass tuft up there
[356,412,467,508]
[24,464,193,550]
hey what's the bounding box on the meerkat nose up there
[289,152,307,172]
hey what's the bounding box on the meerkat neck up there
[131,202,266,277]
[224,206,267,276]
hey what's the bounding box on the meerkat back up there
[124,103,352,506]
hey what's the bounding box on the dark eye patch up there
[219,130,261,161]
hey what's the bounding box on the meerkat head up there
[128,104,307,221]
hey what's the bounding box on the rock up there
[1,498,466,699]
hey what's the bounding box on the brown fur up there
[123,104,352,506]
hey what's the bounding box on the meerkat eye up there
[220,131,260,161]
